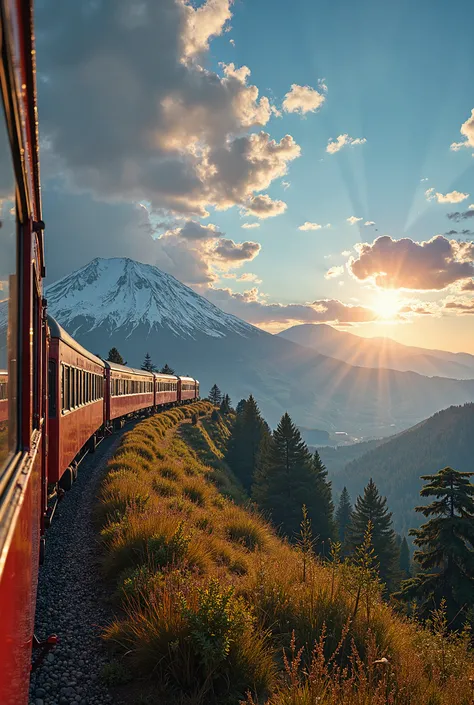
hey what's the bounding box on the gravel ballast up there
[29,430,126,705]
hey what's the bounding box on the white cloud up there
[244,193,288,218]
[241,222,260,229]
[347,216,363,225]
[281,181,290,190]
[229,38,235,47]
[326,134,367,154]
[364,221,376,226]
[420,177,429,182]
[205,287,378,329]
[426,188,469,204]
[237,272,262,283]
[325,265,344,279]
[282,83,327,115]
[341,250,352,256]
[450,109,474,154]
[35,0,301,219]
[298,221,322,231]
[469,204,474,210]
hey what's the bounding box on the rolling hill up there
[326,403,474,536]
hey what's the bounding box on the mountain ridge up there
[278,323,474,379]
[43,257,474,436]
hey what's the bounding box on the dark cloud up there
[349,235,474,290]
[444,300,474,313]
[447,210,474,222]
[36,0,299,217]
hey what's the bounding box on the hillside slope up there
[330,403,474,536]
[43,258,474,437]
[95,404,473,705]
[278,323,474,379]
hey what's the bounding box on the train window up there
[0,87,18,473]
[48,360,57,418]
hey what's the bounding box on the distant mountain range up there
[321,403,474,536]
[43,257,474,436]
[278,323,474,379]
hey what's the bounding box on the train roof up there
[47,316,105,367]
[104,360,155,378]
[178,376,198,383]
[154,372,179,381]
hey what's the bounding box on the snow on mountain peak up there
[45,257,256,339]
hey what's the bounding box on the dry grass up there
[97,402,474,705]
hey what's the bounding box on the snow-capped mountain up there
[45,257,256,340]
[44,257,474,437]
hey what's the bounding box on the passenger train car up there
[0,4,199,702]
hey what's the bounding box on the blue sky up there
[37,0,474,351]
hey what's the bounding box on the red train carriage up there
[0,1,47,703]
[178,376,200,403]
[105,361,155,428]
[47,317,105,491]
[154,372,179,407]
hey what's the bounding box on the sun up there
[372,290,401,320]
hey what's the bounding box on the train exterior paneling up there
[0,372,7,423]
[0,0,46,701]
[178,376,199,402]
[47,318,105,484]
[154,374,179,407]
[105,363,155,422]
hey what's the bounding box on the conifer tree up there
[236,398,247,415]
[253,413,329,540]
[346,478,398,588]
[107,347,125,365]
[336,486,353,548]
[208,384,223,405]
[311,451,336,553]
[399,536,411,577]
[141,352,156,372]
[160,363,175,375]
[396,467,474,626]
[220,394,231,415]
[226,395,269,492]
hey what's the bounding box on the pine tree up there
[141,352,156,372]
[396,467,474,627]
[107,347,125,365]
[236,399,247,415]
[220,394,231,415]
[399,536,411,577]
[160,363,175,375]
[208,384,223,405]
[311,451,335,554]
[346,479,398,588]
[336,486,353,548]
[226,395,269,492]
[253,412,329,540]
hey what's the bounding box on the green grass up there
[97,403,474,705]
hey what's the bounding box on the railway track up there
[28,428,130,705]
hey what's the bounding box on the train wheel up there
[39,537,46,566]
[89,433,97,453]
[59,467,74,491]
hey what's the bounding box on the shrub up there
[152,478,178,497]
[183,481,206,506]
[226,515,268,551]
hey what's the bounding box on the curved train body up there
[0,4,199,701]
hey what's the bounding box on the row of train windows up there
[157,382,177,392]
[111,379,153,396]
[0,381,7,401]
[59,364,104,414]
[182,383,196,391]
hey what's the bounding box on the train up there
[0,3,198,703]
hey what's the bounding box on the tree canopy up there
[226,395,269,492]
[336,486,353,549]
[141,352,156,372]
[396,467,474,627]
[160,363,175,375]
[107,347,125,365]
[346,478,398,588]
[208,384,223,406]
